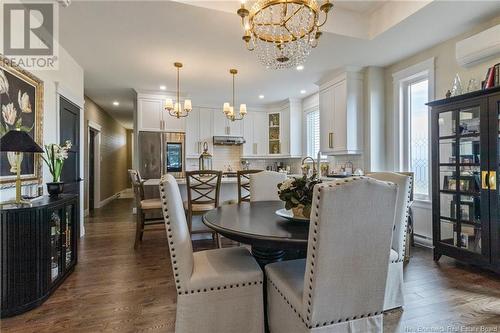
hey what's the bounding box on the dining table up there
[202,201,310,267]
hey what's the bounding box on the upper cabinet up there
[137,93,186,132]
[319,70,363,155]
[186,107,214,158]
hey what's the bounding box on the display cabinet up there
[428,86,499,273]
[0,194,78,317]
[268,112,281,155]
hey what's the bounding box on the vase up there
[292,205,306,218]
[7,152,23,173]
[46,182,64,198]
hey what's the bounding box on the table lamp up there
[0,129,43,206]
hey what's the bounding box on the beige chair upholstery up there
[266,177,398,333]
[159,174,264,333]
[367,172,412,311]
[249,171,287,202]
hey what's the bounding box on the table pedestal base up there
[251,247,285,268]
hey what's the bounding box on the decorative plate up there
[275,209,310,222]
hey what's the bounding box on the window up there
[306,109,320,157]
[393,57,434,201]
[407,79,429,198]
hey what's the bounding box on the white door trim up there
[88,120,102,210]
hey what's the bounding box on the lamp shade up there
[0,130,43,153]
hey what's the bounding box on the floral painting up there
[0,56,43,187]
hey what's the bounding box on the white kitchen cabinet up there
[185,107,200,158]
[138,98,163,131]
[213,109,229,136]
[318,70,363,155]
[186,107,214,158]
[228,118,243,136]
[137,93,186,132]
[280,99,302,157]
[242,111,267,158]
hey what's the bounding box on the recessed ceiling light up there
[113,101,119,106]
[258,95,264,99]
[300,90,306,94]
[296,65,304,71]
[159,85,166,90]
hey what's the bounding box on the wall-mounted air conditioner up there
[456,24,500,68]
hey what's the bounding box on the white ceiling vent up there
[456,24,500,68]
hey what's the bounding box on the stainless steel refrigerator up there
[138,131,185,179]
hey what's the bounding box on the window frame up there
[305,107,320,158]
[393,57,435,202]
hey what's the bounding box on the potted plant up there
[41,140,72,197]
[277,174,322,219]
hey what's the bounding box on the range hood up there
[213,135,246,145]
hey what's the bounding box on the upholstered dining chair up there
[266,177,398,333]
[367,172,412,311]
[249,170,287,202]
[159,174,264,333]
[185,170,222,247]
[237,170,263,203]
[128,169,163,249]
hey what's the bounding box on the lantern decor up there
[199,142,213,170]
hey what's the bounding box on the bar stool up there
[237,170,263,203]
[128,169,164,249]
[184,170,222,247]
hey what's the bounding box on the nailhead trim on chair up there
[159,176,264,295]
[300,177,394,329]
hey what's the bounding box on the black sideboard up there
[0,194,79,318]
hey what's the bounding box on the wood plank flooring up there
[1,198,499,332]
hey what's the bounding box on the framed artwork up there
[0,55,44,188]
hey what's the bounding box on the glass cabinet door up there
[490,96,500,266]
[49,210,62,282]
[64,204,76,269]
[268,113,281,154]
[436,103,488,256]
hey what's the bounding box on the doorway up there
[87,121,101,214]
[89,128,97,213]
[60,97,81,195]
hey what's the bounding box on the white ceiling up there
[58,1,500,128]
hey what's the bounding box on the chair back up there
[249,171,287,202]
[367,172,412,258]
[237,170,262,203]
[185,170,222,208]
[128,169,144,203]
[159,174,194,292]
[303,177,398,327]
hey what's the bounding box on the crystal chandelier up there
[165,62,192,118]
[223,69,247,121]
[237,0,333,69]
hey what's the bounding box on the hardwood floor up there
[1,198,499,332]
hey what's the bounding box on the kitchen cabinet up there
[242,111,267,158]
[318,70,363,155]
[186,107,214,158]
[280,98,302,157]
[212,109,243,136]
[137,93,186,132]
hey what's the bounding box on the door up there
[332,80,347,153]
[185,107,200,158]
[213,109,228,136]
[242,112,254,156]
[489,94,500,267]
[319,86,334,153]
[434,98,490,263]
[138,131,162,179]
[88,128,97,212]
[59,97,81,195]
[138,98,163,131]
[253,112,267,156]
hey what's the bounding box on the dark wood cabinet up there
[428,86,499,273]
[0,194,78,317]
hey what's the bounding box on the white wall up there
[384,15,500,244]
[1,46,85,236]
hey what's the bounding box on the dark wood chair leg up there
[134,209,143,249]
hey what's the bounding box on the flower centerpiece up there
[277,174,322,219]
[41,140,72,197]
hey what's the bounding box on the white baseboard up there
[414,234,433,248]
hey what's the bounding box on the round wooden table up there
[203,201,309,266]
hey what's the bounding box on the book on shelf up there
[483,63,500,89]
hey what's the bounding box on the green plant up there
[41,140,72,182]
[277,174,322,217]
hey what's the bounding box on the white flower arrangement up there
[41,140,72,182]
